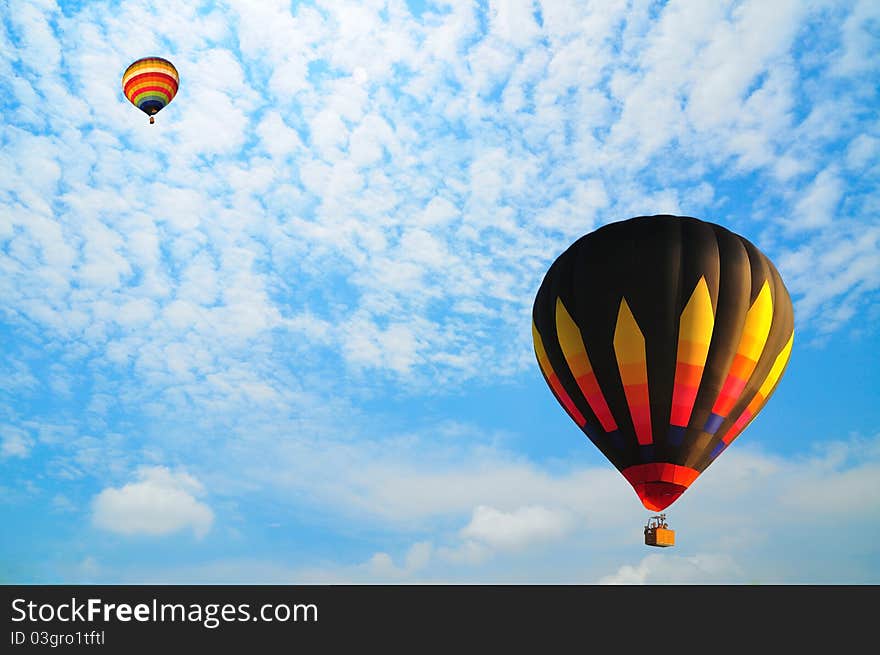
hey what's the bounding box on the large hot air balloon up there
[122,57,179,124]
[532,215,794,545]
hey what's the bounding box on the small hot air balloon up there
[532,215,794,546]
[122,57,179,124]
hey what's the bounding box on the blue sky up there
[1,0,878,584]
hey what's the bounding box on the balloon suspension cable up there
[645,513,668,530]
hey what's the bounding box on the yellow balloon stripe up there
[122,59,179,84]
[613,299,652,445]
[721,332,794,444]
[711,281,773,417]
[555,298,618,432]
[533,322,586,427]
[670,277,714,427]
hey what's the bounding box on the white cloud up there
[364,541,435,580]
[436,540,493,566]
[830,0,880,77]
[257,112,305,159]
[777,223,880,331]
[239,426,880,581]
[791,167,843,231]
[489,0,542,48]
[59,429,880,584]
[599,553,744,584]
[1,0,874,399]
[460,505,574,550]
[92,466,214,538]
[1,427,33,458]
[51,494,77,513]
[845,134,879,171]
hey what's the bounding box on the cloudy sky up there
[1,0,878,584]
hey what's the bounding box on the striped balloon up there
[122,57,179,124]
[532,215,794,513]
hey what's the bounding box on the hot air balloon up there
[532,215,794,546]
[122,57,179,124]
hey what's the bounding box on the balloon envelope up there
[122,57,179,120]
[532,215,794,511]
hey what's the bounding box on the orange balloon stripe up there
[554,299,618,432]
[626,385,653,444]
[670,277,714,427]
[124,73,178,97]
[122,59,179,84]
[123,74,177,95]
[712,363,755,417]
[710,282,773,418]
[124,69,178,86]
[613,300,652,445]
[714,363,749,406]
[670,378,700,425]
[721,332,794,445]
[533,322,586,427]
[722,406,756,445]
[125,81,177,102]
[577,373,618,432]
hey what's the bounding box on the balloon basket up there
[644,514,675,547]
[645,527,675,547]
